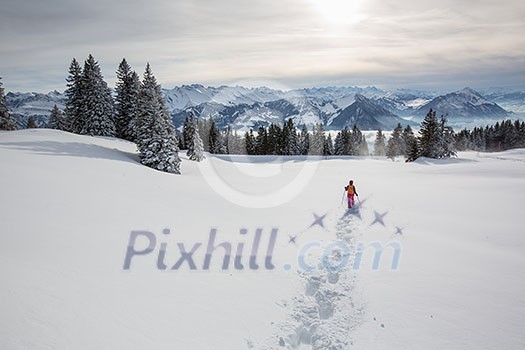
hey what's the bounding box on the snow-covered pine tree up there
[64,58,84,133]
[323,133,334,156]
[208,118,222,154]
[134,63,181,174]
[373,129,386,156]
[454,129,470,151]
[187,123,205,161]
[79,55,116,136]
[351,125,368,156]
[299,124,310,155]
[0,77,17,131]
[405,137,420,162]
[282,118,300,155]
[186,110,205,161]
[124,71,141,142]
[418,109,442,158]
[255,126,269,155]
[245,130,256,155]
[182,110,197,150]
[386,123,404,160]
[334,127,351,155]
[26,116,37,129]
[439,116,456,158]
[402,125,416,156]
[309,123,325,156]
[48,105,65,130]
[514,120,525,149]
[268,123,282,155]
[226,129,244,155]
[115,59,140,141]
[197,118,211,152]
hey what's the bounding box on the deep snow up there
[1,129,524,349]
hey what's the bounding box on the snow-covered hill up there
[1,129,524,349]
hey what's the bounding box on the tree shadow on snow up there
[0,140,140,165]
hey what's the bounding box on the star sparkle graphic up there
[394,226,405,236]
[310,212,327,229]
[370,211,388,227]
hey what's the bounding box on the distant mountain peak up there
[417,87,509,119]
[354,93,366,100]
[459,87,479,95]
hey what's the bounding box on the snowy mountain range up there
[5,85,521,131]
[6,91,66,128]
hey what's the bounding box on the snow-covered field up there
[1,129,524,349]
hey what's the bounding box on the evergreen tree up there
[198,118,211,152]
[255,126,269,155]
[185,110,205,161]
[309,123,325,156]
[514,120,525,148]
[224,128,244,155]
[187,123,205,161]
[115,58,140,140]
[454,129,470,151]
[0,77,16,131]
[386,123,404,160]
[402,125,416,156]
[79,55,116,136]
[472,126,486,151]
[334,127,351,155]
[267,123,283,155]
[208,118,222,154]
[124,71,141,142]
[245,130,256,155]
[48,105,66,130]
[323,133,334,156]
[182,110,197,150]
[134,63,181,174]
[418,109,442,158]
[299,124,310,155]
[282,118,300,155]
[351,125,368,156]
[405,137,420,162]
[26,116,38,129]
[64,58,84,133]
[373,129,386,156]
[439,116,456,158]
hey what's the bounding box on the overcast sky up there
[1,0,524,92]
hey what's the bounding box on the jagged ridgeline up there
[6,83,521,132]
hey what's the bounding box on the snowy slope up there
[1,130,525,349]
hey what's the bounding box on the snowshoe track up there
[263,206,365,349]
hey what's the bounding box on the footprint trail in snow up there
[263,204,367,349]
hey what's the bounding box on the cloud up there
[0,0,524,92]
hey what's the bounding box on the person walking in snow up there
[345,180,358,209]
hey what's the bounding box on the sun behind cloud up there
[309,0,366,26]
